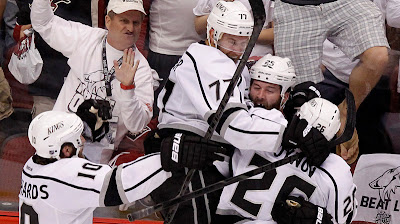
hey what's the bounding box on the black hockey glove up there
[160,133,227,172]
[76,99,110,142]
[291,81,321,108]
[271,196,334,224]
[282,116,330,167]
[284,82,321,122]
[96,99,112,120]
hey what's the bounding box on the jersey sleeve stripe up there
[186,51,212,110]
[319,167,339,222]
[227,125,281,135]
[104,168,123,206]
[124,168,163,192]
[161,80,175,113]
[215,107,246,135]
[122,153,159,169]
[22,169,100,193]
[250,113,286,124]
[204,103,247,134]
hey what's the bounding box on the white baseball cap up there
[107,0,146,15]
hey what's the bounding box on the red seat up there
[0,134,35,202]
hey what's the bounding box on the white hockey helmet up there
[28,111,84,160]
[250,54,296,107]
[206,1,254,48]
[297,98,341,141]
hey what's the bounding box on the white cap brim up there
[107,2,146,15]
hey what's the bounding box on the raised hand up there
[114,48,140,87]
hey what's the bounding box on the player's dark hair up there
[32,142,76,164]
[108,10,116,19]
[32,155,57,165]
[59,142,76,159]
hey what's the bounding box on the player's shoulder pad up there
[319,153,353,185]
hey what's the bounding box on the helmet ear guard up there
[28,111,84,160]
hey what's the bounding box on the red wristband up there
[120,83,135,90]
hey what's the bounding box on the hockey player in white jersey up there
[215,98,357,224]
[213,56,357,224]
[152,1,289,223]
[19,111,225,224]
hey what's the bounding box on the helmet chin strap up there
[74,147,82,158]
[279,100,286,112]
[279,93,290,112]
[74,140,84,158]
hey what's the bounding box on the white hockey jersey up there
[158,43,287,153]
[217,148,358,224]
[19,153,170,224]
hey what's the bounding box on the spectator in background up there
[0,0,6,30]
[0,67,12,120]
[0,0,6,63]
[378,0,400,95]
[273,0,389,163]
[14,0,100,118]
[30,0,154,164]
[0,0,14,120]
[318,0,400,160]
[147,0,202,117]
[1,0,17,64]
[193,0,274,58]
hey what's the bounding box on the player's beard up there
[250,95,281,110]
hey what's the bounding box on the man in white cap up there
[30,0,155,164]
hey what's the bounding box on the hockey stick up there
[329,88,356,147]
[161,1,267,223]
[128,152,303,221]
[127,89,357,222]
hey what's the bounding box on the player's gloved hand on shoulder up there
[76,99,110,142]
[282,115,330,167]
[160,133,227,172]
[271,196,334,224]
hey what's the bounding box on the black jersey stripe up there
[125,168,164,192]
[22,169,100,194]
[250,113,285,125]
[104,168,123,206]
[122,153,159,169]
[207,107,244,134]
[228,125,280,135]
[186,51,212,110]
[319,167,339,222]
[162,80,175,113]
